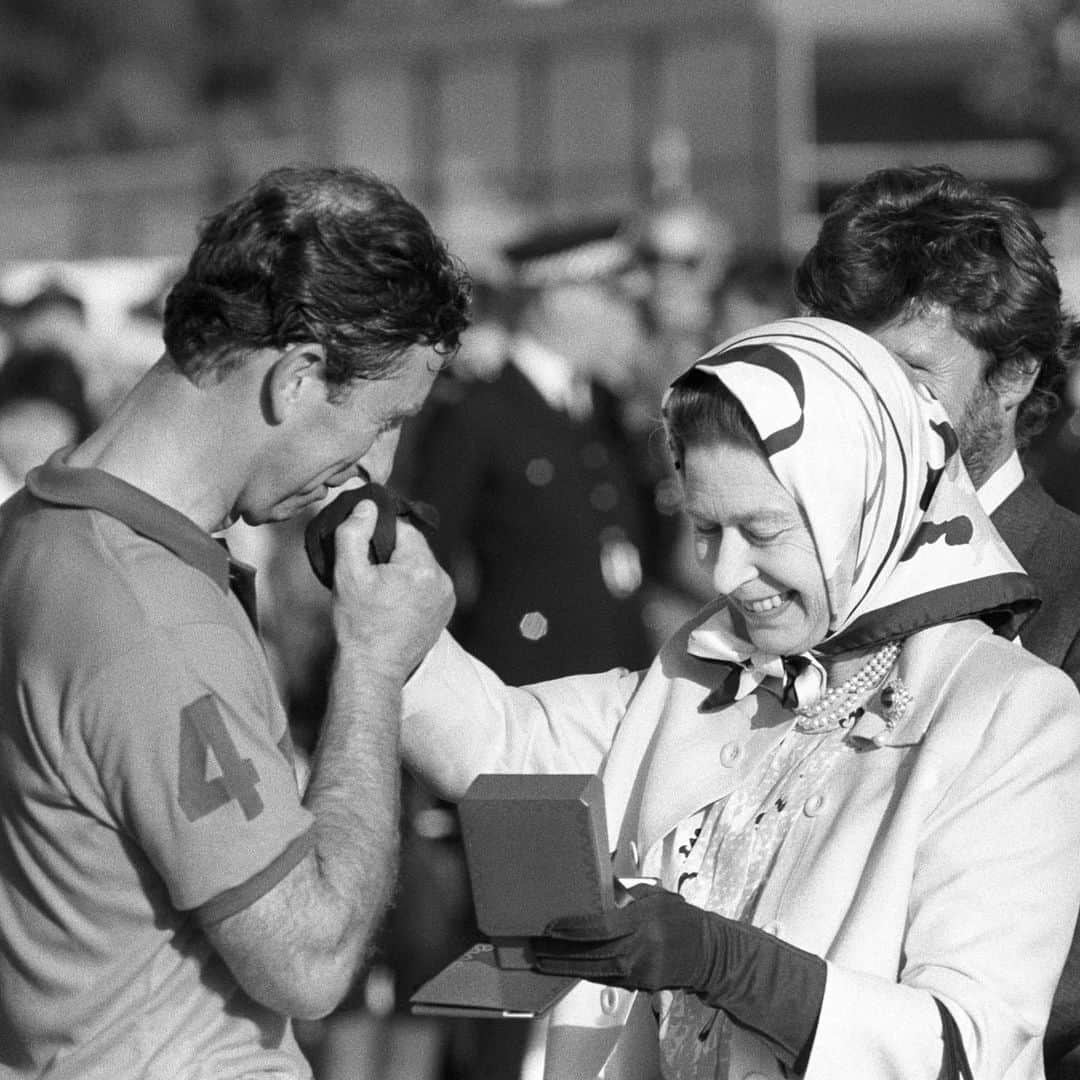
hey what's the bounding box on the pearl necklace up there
[793,639,903,734]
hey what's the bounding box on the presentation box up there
[409,772,615,1017]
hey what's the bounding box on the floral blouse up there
[654,718,853,1079]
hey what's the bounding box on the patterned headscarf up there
[668,317,1035,680]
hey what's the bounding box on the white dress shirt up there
[510,335,592,419]
[976,450,1024,516]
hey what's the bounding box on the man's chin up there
[255,489,330,523]
[239,504,298,527]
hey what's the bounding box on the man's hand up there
[213,498,455,1019]
[331,499,455,681]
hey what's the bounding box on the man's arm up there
[204,502,454,1018]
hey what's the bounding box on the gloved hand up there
[529,883,722,992]
[530,884,826,1072]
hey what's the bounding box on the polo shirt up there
[0,453,316,1079]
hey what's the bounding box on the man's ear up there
[265,343,327,424]
[994,356,1041,416]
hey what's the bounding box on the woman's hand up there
[530,884,827,1073]
[530,884,720,992]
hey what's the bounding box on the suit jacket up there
[992,473,1080,689]
[402,614,1080,1080]
[992,474,1080,1075]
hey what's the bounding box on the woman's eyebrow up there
[685,507,796,529]
[743,509,797,529]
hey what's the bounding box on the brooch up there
[878,679,913,730]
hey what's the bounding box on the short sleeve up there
[69,620,315,915]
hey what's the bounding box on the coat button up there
[803,794,825,817]
[600,986,619,1015]
[518,612,549,640]
[525,458,555,486]
[719,742,742,767]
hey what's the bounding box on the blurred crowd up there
[0,267,176,503]
[3,188,1080,1080]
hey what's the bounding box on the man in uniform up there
[409,216,657,685]
[0,163,469,1079]
[392,218,657,1079]
[794,162,1080,1077]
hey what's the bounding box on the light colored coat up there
[402,614,1080,1079]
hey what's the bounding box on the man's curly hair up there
[794,164,1079,445]
[163,164,470,395]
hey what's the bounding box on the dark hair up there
[163,164,471,393]
[662,366,763,468]
[0,345,95,440]
[794,164,1077,444]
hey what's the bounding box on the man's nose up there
[360,429,401,486]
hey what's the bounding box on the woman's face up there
[680,438,829,655]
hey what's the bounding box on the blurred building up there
[0,0,1061,278]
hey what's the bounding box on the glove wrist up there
[694,911,826,1073]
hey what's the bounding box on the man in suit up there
[794,162,1080,1076]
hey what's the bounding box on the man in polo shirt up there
[793,162,1080,1078]
[0,164,469,1079]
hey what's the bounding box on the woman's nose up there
[711,531,755,596]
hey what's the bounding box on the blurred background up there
[4,1,1080,1078]
[5,0,1080,426]
[2,0,1078,269]
[6,0,1080,366]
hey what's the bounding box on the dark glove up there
[530,884,826,1072]
[304,482,439,587]
[530,884,718,991]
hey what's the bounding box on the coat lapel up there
[603,646,793,870]
[992,474,1054,568]
[635,691,782,859]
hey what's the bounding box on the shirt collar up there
[25,449,231,593]
[976,451,1024,516]
[510,334,592,417]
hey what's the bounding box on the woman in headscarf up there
[400,317,1080,1079]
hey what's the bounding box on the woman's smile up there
[734,590,796,616]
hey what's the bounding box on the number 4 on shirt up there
[178,694,265,822]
